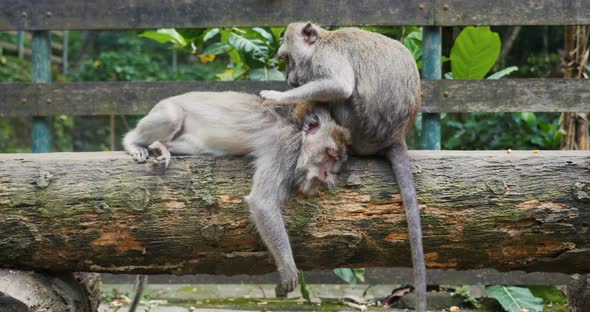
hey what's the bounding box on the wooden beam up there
[1,0,588,30]
[1,79,589,116]
[436,0,590,26]
[0,151,588,275]
[0,0,434,31]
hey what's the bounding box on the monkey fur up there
[123,91,351,305]
[260,23,426,311]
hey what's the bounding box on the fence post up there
[63,31,69,75]
[17,31,25,59]
[421,26,441,150]
[31,31,52,153]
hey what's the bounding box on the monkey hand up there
[260,90,287,101]
[148,141,171,168]
[277,265,299,295]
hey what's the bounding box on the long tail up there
[387,143,426,312]
[128,274,147,312]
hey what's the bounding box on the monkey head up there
[278,22,325,87]
[295,109,351,196]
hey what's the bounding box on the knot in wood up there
[486,179,507,195]
[125,186,151,211]
[34,170,54,189]
[93,202,111,213]
[411,163,422,174]
[573,182,590,202]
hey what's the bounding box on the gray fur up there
[123,91,350,298]
[260,23,426,311]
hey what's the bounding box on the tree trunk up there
[0,270,100,312]
[0,151,588,275]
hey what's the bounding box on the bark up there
[0,269,100,312]
[0,151,589,275]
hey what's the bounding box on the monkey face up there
[296,110,351,196]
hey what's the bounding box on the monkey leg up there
[387,142,426,312]
[123,100,184,164]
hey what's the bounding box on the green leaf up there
[299,271,311,303]
[140,29,187,47]
[202,42,230,55]
[249,67,285,80]
[271,27,286,40]
[527,286,566,304]
[521,112,537,128]
[487,66,519,79]
[333,268,357,285]
[252,27,274,43]
[228,32,269,63]
[444,72,454,79]
[450,26,501,79]
[485,286,543,312]
[203,28,220,42]
[351,268,366,283]
[403,30,422,62]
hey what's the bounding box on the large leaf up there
[140,29,187,47]
[485,286,544,312]
[403,30,423,62]
[450,26,501,79]
[334,268,357,285]
[228,32,269,63]
[249,67,284,80]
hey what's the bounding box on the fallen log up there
[0,151,588,275]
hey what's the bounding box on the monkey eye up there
[304,114,320,134]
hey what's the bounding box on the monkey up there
[259,23,426,311]
[122,91,351,307]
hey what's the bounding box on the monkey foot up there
[148,141,171,167]
[129,146,149,163]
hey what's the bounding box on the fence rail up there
[1,0,589,31]
[1,79,588,116]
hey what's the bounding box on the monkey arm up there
[245,154,300,293]
[260,79,353,103]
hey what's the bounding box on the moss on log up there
[0,151,588,275]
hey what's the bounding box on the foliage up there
[74,36,177,81]
[299,271,311,303]
[0,54,31,82]
[485,286,543,312]
[140,27,285,81]
[443,112,562,150]
[333,268,365,285]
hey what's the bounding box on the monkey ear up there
[302,23,318,44]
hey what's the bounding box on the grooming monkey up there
[260,23,426,311]
[123,91,351,309]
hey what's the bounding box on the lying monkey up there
[123,91,351,310]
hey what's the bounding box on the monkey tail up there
[386,143,426,312]
[128,274,147,312]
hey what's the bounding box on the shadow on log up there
[0,151,588,275]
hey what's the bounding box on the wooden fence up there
[0,0,589,276]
